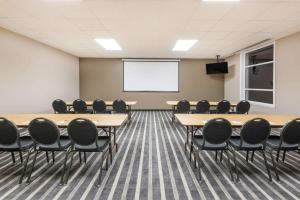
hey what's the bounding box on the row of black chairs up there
[0,117,111,186]
[176,100,250,114]
[192,117,300,182]
[52,99,127,114]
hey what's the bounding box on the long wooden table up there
[66,101,137,121]
[167,101,237,122]
[1,114,128,152]
[175,113,298,160]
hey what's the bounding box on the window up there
[241,44,275,106]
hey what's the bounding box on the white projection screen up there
[123,60,179,92]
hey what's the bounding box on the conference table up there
[175,113,298,160]
[66,101,137,121]
[166,101,238,122]
[1,113,128,152]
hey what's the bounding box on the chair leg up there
[220,150,223,162]
[97,152,107,187]
[261,150,272,182]
[190,141,193,161]
[269,149,280,181]
[46,151,49,163]
[60,148,71,185]
[276,150,280,162]
[246,151,249,162]
[84,152,87,164]
[282,150,286,163]
[26,151,39,183]
[19,148,33,184]
[215,150,218,162]
[251,151,255,162]
[52,151,55,163]
[194,151,197,169]
[109,143,112,164]
[225,150,234,181]
[78,152,82,164]
[231,149,239,182]
[64,151,75,184]
[19,151,23,163]
[194,149,203,181]
[11,152,15,164]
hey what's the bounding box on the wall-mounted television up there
[206,62,228,74]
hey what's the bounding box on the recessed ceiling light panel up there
[172,40,198,51]
[95,38,122,51]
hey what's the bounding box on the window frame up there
[240,42,276,108]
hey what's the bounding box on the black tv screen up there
[206,62,228,74]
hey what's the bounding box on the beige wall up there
[224,54,240,102]
[225,32,300,115]
[0,28,79,113]
[80,58,224,109]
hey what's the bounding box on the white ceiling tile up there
[1,0,300,58]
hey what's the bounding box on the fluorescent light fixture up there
[94,38,122,51]
[172,40,198,51]
[202,0,240,1]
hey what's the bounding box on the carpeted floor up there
[0,111,300,200]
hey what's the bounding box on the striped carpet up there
[1,111,300,200]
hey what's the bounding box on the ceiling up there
[1,0,300,59]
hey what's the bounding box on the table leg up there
[113,127,118,152]
[172,105,175,123]
[128,105,132,122]
[190,126,194,161]
[185,126,189,151]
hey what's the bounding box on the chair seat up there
[229,136,263,150]
[38,136,71,151]
[74,136,110,152]
[0,136,33,151]
[267,135,298,150]
[192,135,227,150]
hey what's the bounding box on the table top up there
[166,101,237,107]
[175,114,299,127]
[0,114,128,127]
[66,101,137,106]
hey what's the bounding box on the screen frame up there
[122,59,180,93]
[206,62,228,74]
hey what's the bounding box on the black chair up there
[52,99,72,114]
[64,118,111,186]
[235,100,250,114]
[112,99,127,113]
[192,118,233,181]
[229,118,273,182]
[194,100,210,114]
[73,99,93,114]
[266,118,300,181]
[26,118,71,184]
[217,100,231,114]
[93,99,109,114]
[0,118,34,184]
[176,100,190,113]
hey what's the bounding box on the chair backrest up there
[113,99,127,113]
[52,99,67,113]
[68,118,98,146]
[0,117,19,146]
[93,99,107,113]
[236,100,250,114]
[240,118,270,146]
[202,118,232,145]
[73,99,87,113]
[217,100,231,114]
[28,118,60,146]
[196,100,210,114]
[280,118,300,145]
[176,100,190,113]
